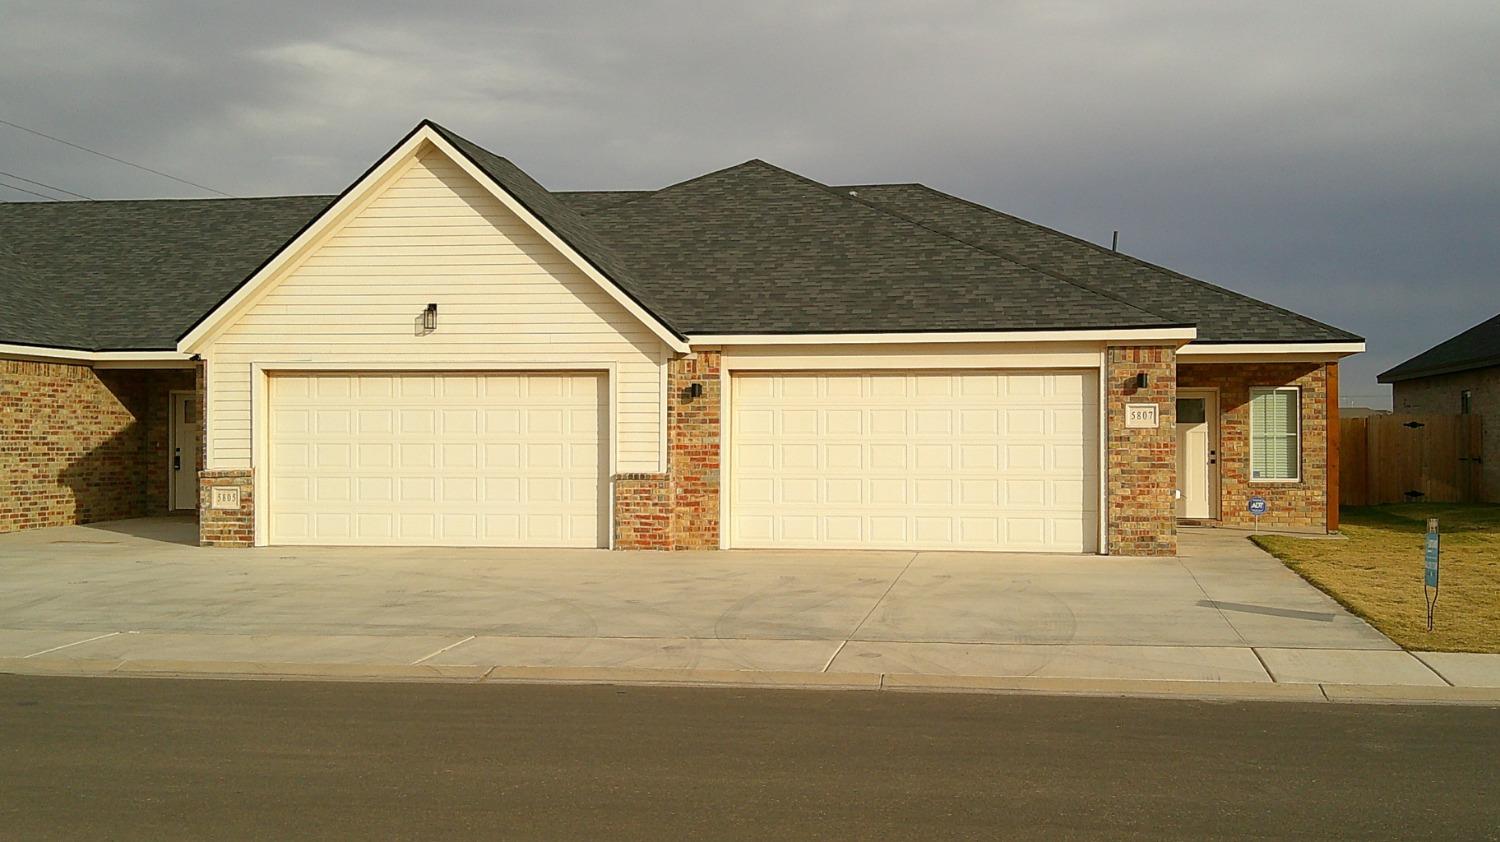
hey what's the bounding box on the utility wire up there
[0,117,231,197]
[0,178,59,201]
[0,169,92,200]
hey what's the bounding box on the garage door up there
[268,372,606,547]
[730,371,1098,552]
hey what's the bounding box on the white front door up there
[266,372,608,547]
[1175,390,1218,519]
[170,391,200,510]
[730,370,1099,553]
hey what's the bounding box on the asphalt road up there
[1,675,1496,841]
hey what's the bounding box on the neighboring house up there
[0,121,1363,556]
[1379,312,1500,501]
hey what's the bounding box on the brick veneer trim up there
[1105,346,1178,556]
[198,469,254,547]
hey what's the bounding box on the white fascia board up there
[690,327,1197,347]
[0,344,191,365]
[177,124,688,355]
[1179,342,1365,361]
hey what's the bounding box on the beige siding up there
[202,149,667,473]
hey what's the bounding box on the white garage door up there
[268,372,607,547]
[730,370,1099,552]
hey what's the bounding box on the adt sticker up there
[1247,496,1268,517]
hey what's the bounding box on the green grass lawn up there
[1253,504,1500,653]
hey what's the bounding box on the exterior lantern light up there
[423,303,438,333]
[1136,372,1150,389]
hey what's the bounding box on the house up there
[1379,312,1499,501]
[0,121,1363,555]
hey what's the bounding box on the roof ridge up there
[581,159,770,217]
[788,172,1180,327]
[901,183,1358,342]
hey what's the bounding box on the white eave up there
[689,326,1198,348]
[1178,341,1365,362]
[0,344,193,366]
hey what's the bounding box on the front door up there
[1175,390,1218,519]
[170,391,200,510]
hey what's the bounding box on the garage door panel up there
[731,371,1098,553]
[269,372,607,547]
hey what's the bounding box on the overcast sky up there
[3,1,1497,404]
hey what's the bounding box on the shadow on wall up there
[54,372,150,525]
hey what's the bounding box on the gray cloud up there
[4,0,1498,404]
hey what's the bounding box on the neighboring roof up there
[0,121,1362,351]
[0,195,332,350]
[1378,313,1500,383]
[836,183,1361,344]
[579,160,1175,334]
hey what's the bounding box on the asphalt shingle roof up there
[0,123,1360,351]
[579,161,1175,334]
[1379,312,1500,382]
[836,183,1361,344]
[0,195,333,350]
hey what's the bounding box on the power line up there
[0,117,231,197]
[0,169,92,200]
[0,178,60,201]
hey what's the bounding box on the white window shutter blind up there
[1250,388,1299,480]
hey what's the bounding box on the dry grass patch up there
[1253,505,1500,653]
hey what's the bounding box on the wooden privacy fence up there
[1341,414,1484,506]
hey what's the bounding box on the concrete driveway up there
[3,515,1463,688]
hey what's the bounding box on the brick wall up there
[1393,367,1498,502]
[1106,346,1178,556]
[667,350,721,549]
[1179,362,1330,531]
[198,469,254,547]
[613,472,674,549]
[2,360,145,532]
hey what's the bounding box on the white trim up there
[1179,342,1364,361]
[0,344,192,365]
[178,124,688,355]
[1097,349,1109,555]
[719,342,1101,371]
[249,362,619,548]
[1248,385,1303,484]
[691,327,1196,347]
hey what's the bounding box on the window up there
[1249,387,1300,481]
[1461,390,1472,415]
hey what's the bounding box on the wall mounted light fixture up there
[1136,372,1150,389]
[686,382,704,399]
[422,303,438,333]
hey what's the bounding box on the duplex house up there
[0,121,1363,555]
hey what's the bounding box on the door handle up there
[174,448,181,471]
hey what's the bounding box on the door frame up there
[168,389,198,510]
[1176,387,1220,520]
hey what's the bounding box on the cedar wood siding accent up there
[199,150,669,473]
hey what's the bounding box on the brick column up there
[1106,346,1177,556]
[668,350,721,550]
[198,469,253,547]
[613,473,674,549]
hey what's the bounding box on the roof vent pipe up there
[1111,231,1119,252]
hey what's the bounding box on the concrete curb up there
[4,657,1500,706]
